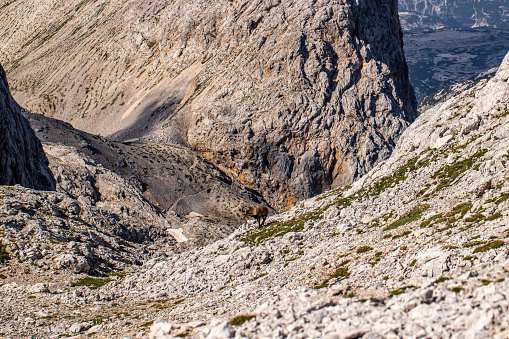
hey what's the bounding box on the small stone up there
[206,322,233,339]
[69,322,91,333]
[433,135,453,149]
[27,283,49,294]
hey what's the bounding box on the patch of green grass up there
[0,273,6,279]
[480,279,491,285]
[230,314,255,326]
[409,259,417,266]
[393,231,412,239]
[384,204,430,231]
[487,193,509,205]
[432,149,487,192]
[338,259,350,266]
[0,241,9,264]
[72,277,112,290]
[451,286,464,293]
[434,277,450,284]
[463,240,486,248]
[372,156,420,195]
[447,202,472,218]
[464,213,485,223]
[241,210,323,246]
[356,246,373,253]
[389,285,415,298]
[314,267,350,289]
[487,212,502,221]
[473,240,505,253]
[495,193,509,205]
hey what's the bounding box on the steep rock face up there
[183,0,417,209]
[0,0,416,210]
[0,63,55,190]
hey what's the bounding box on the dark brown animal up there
[241,206,269,227]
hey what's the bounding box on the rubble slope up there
[1,50,507,338]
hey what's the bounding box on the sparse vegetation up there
[241,209,323,246]
[463,240,486,248]
[487,212,502,221]
[314,266,350,289]
[356,246,373,253]
[464,213,485,223]
[447,202,472,218]
[473,240,505,253]
[372,156,420,196]
[230,314,255,326]
[384,204,429,231]
[389,285,415,298]
[434,277,450,284]
[432,149,487,192]
[0,240,9,264]
[72,277,113,290]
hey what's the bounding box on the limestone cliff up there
[0,0,416,209]
[0,63,55,190]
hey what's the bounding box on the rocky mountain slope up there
[0,62,55,190]
[0,0,417,210]
[398,0,509,31]
[1,52,507,338]
[23,111,266,246]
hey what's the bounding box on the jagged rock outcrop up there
[0,63,55,190]
[0,0,417,210]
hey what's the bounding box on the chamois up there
[241,206,269,228]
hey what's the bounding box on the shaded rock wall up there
[0,63,55,190]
